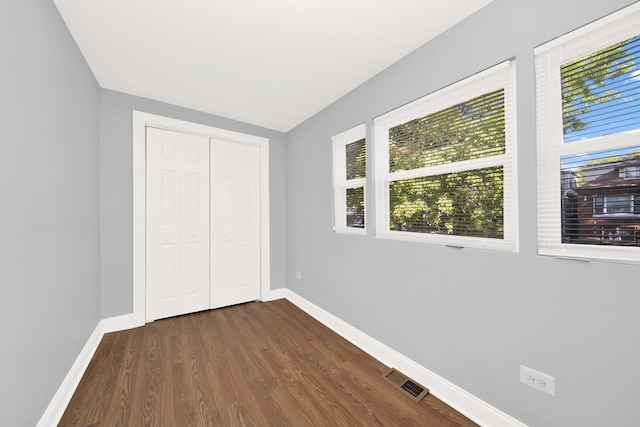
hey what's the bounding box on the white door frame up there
[132,111,270,325]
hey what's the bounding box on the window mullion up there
[386,154,508,182]
[343,178,366,189]
[555,131,640,158]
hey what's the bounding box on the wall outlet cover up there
[520,365,555,396]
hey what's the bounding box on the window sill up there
[538,245,640,265]
[333,226,366,236]
[376,230,517,252]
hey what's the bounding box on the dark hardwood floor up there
[59,299,478,426]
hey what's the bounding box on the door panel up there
[210,139,261,309]
[146,127,210,321]
[159,243,176,301]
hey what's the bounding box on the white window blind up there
[374,60,518,251]
[332,124,366,234]
[536,2,640,263]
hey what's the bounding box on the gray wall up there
[286,1,640,426]
[99,89,287,318]
[4,0,639,425]
[0,1,101,426]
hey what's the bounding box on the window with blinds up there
[536,2,640,263]
[562,36,640,143]
[332,124,366,234]
[374,61,518,251]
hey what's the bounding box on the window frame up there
[535,2,640,264]
[621,166,640,180]
[373,60,518,251]
[593,195,636,216]
[332,123,367,235]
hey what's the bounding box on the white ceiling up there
[53,0,492,132]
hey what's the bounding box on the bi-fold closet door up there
[209,138,261,310]
[145,127,260,321]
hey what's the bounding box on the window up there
[332,124,366,234]
[374,61,518,251]
[620,165,640,179]
[593,195,636,215]
[536,2,640,262]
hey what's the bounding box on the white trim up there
[332,123,367,234]
[262,287,287,301]
[535,3,640,265]
[333,226,368,236]
[374,60,512,131]
[373,60,518,252]
[36,320,105,427]
[132,111,271,323]
[101,313,138,333]
[40,291,525,427]
[284,289,527,427]
[333,123,366,148]
[37,282,284,426]
[534,1,640,55]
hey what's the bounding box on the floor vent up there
[382,368,429,402]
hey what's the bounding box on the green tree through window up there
[387,90,506,238]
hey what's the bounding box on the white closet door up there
[146,127,210,321]
[210,139,261,309]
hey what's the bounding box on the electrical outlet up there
[520,365,555,396]
[295,271,302,280]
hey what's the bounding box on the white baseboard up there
[284,289,527,427]
[263,287,287,301]
[101,312,143,333]
[38,290,526,427]
[36,310,146,427]
[35,285,289,426]
[36,320,105,427]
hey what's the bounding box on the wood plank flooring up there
[59,299,478,426]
